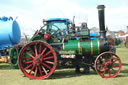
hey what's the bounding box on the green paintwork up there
[92,39,99,55]
[29,34,45,42]
[80,40,92,55]
[29,32,59,43]
[64,40,78,51]
[9,47,19,69]
[63,39,99,56]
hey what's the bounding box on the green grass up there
[0,47,128,85]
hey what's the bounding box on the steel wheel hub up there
[106,63,112,69]
[36,58,40,63]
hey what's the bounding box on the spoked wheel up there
[19,41,57,80]
[10,47,19,66]
[95,52,121,78]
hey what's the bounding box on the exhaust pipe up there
[97,5,106,39]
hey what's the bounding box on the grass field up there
[0,47,128,85]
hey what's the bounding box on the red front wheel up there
[95,52,121,78]
[19,41,57,80]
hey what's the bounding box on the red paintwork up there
[19,41,57,80]
[95,52,122,78]
[44,33,51,40]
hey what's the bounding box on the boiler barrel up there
[0,17,21,50]
[63,39,100,56]
[62,39,109,56]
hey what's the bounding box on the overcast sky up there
[0,0,128,36]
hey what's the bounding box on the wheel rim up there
[19,41,57,80]
[95,52,121,78]
[10,47,19,66]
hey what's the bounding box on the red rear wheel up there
[19,41,57,80]
[95,52,121,78]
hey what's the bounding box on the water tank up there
[0,16,21,50]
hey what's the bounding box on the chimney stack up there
[97,5,106,38]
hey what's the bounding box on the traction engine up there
[11,5,121,80]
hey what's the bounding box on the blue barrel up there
[0,16,21,50]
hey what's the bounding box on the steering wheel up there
[39,24,61,35]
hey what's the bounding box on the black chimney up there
[97,5,106,39]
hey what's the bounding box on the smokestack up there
[97,5,106,38]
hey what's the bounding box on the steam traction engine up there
[18,5,122,79]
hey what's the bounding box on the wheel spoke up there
[26,52,35,59]
[29,65,35,74]
[43,56,54,60]
[111,68,116,73]
[97,63,104,66]
[23,56,33,60]
[110,55,114,62]
[42,63,52,69]
[34,67,38,77]
[102,68,106,76]
[105,55,108,62]
[113,59,119,63]
[34,45,38,56]
[98,66,104,70]
[43,50,52,58]
[40,48,47,56]
[28,47,35,56]
[45,61,54,65]
[25,64,33,69]
[24,61,33,64]
[108,69,111,76]
[39,44,42,54]
[42,66,48,75]
[38,65,42,76]
[100,57,105,63]
[112,65,120,67]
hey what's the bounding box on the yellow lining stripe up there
[98,8,104,11]
[78,40,81,54]
[91,40,93,56]
[62,43,64,50]
[97,39,100,54]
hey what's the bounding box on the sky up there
[0,0,128,36]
